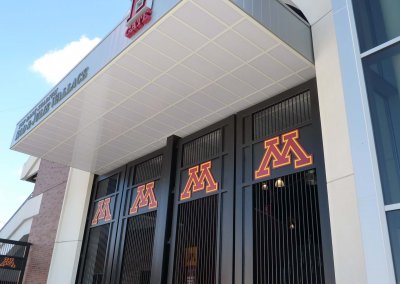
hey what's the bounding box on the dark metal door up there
[78,137,178,284]
[168,117,235,284]
[235,80,335,284]
[77,167,125,284]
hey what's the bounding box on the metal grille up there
[253,169,324,284]
[82,224,111,284]
[173,195,218,284]
[0,238,30,284]
[0,270,20,284]
[253,91,312,140]
[134,155,163,185]
[120,211,157,284]
[182,130,221,167]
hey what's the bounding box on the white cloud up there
[31,35,101,85]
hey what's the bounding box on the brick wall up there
[23,160,70,284]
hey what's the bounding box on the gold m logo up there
[130,181,158,214]
[91,198,112,225]
[181,161,218,200]
[255,129,313,179]
[0,257,16,269]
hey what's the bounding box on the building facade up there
[5,0,400,283]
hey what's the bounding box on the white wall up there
[312,9,367,283]
[20,156,40,181]
[0,194,42,241]
[47,168,94,284]
[291,0,396,283]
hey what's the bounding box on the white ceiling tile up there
[96,73,137,96]
[133,124,164,139]
[233,20,279,51]
[173,2,227,39]
[116,54,161,81]
[229,99,254,112]
[76,91,118,110]
[298,66,316,80]
[97,143,130,157]
[201,83,240,104]
[146,118,175,134]
[198,42,243,72]
[215,30,261,61]
[279,74,305,89]
[164,105,201,123]
[268,45,309,72]
[121,98,158,118]
[90,118,131,136]
[215,106,235,118]
[188,91,225,112]
[50,117,80,132]
[103,105,147,125]
[231,64,273,89]
[216,75,256,97]
[157,16,208,50]
[154,74,194,97]
[152,112,187,129]
[131,91,172,112]
[246,83,286,104]
[177,120,209,136]
[192,0,243,25]
[33,126,71,142]
[249,53,292,81]
[128,42,175,72]
[106,65,149,89]
[182,54,225,80]
[174,99,211,118]
[125,129,156,145]
[203,112,225,124]
[82,83,127,104]
[142,30,191,61]
[142,83,184,99]
[168,65,211,89]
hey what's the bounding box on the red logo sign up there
[130,181,158,214]
[91,198,112,225]
[181,161,218,200]
[255,129,313,179]
[125,0,153,39]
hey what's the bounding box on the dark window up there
[120,211,157,284]
[182,130,221,167]
[81,225,111,284]
[132,155,163,185]
[387,210,400,283]
[253,170,324,284]
[173,195,218,284]
[352,0,400,51]
[363,43,400,205]
[253,91,312,140]
[96,175,118,199]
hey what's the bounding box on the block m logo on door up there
[180,161,218,200]
[255,129,313,179]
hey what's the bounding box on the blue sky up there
[0,0,130,228]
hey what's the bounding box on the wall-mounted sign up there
[91,197,112,225]
[181,161,218,200]
[125,0,153,39]
[13,67,89,143]
[255,129,313,179]
[129,181,158,214]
